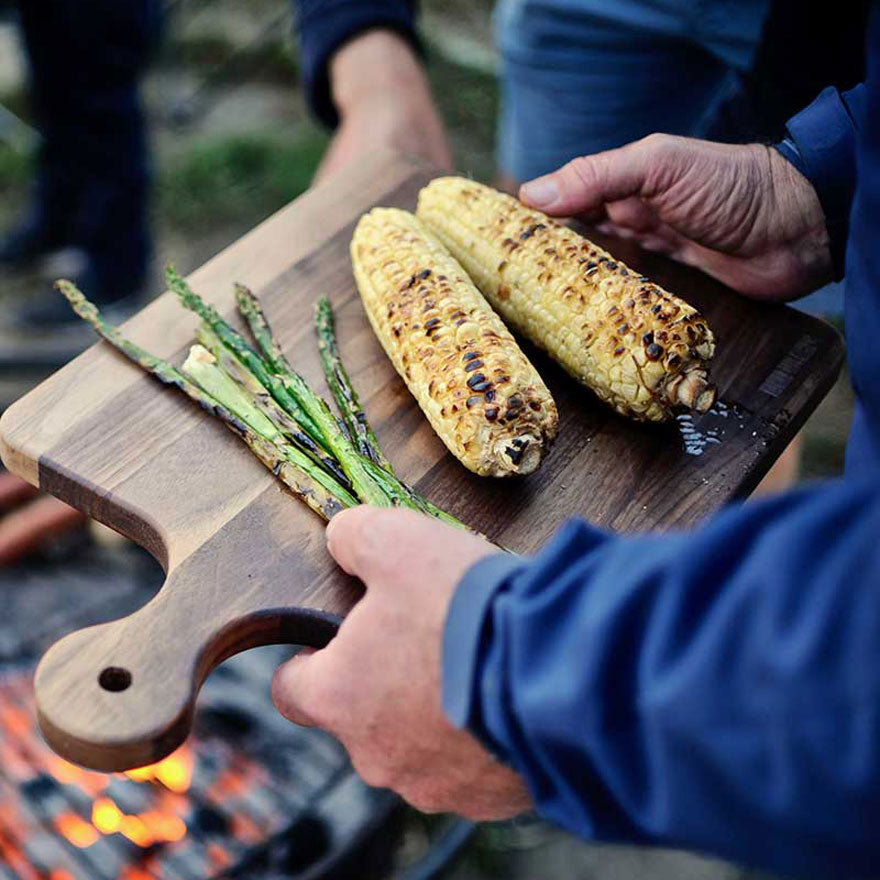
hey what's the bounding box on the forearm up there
[330,28,434,123]
[291,0,418,127]
[445,474,880,877]
[314,26,451,181]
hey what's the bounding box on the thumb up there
[271,648,327,728]
[325,505,426,583]
[519,135,669,216]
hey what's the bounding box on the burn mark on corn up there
[466,395,481,408]
[485,388,496,402]
[504,437,529,465]
[646,343,664,361]
[498,285,510,301]
[464,359,484,372]
[462,351,480,361]
[466,372,487,389]
[485,406,499,421]
[520,223,547,240]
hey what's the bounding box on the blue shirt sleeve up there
[291,0,418,128]
[774,85,866,278]
[444,474,880,878]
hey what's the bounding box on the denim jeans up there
[494,0,841,315]
[495,0,770,182]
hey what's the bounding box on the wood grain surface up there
[0,152,844,772]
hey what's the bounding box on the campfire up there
[0,654,394,880]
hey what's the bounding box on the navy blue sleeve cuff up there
[778,85,865,279]
[442,552,526,734]
[293,0,419,128]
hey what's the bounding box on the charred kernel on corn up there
[417,177,717,422]
[351,207,558,476]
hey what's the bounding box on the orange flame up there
[123,745,193,793]
[55,813,99,848]
[121,870,154,880]
[46,744,193,850]
[92,798,123,834]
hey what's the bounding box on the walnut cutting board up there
[0,152,844,772]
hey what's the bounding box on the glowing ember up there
[91,798,123,834]
[119,814,154,848]
[154,750,193,793]
[121,868,154,880]
[55,813,100,848]
[142,809,187,843]
[123,764,155,782]
[123,745,193,793]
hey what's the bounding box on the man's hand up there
[315,30,453,182]
[272,506,532,819]
[520,135,832,301]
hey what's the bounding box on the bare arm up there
[315,29,452,182]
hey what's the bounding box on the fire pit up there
[0,534,410,880]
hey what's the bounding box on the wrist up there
[331,29,429,119]
[768,147,833,288]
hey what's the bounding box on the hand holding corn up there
[518,134,833,301]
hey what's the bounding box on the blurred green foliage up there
[0,144,30,193]
[158,129,327,231]
[167,33,299,84]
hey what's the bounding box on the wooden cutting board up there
[0,152,844,772]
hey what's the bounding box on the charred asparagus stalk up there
[195,322,352,492]
[314,295,390,469]
[55,281,355,520]
[237,284,466,528]
[235,282,465,526]
[166,266,392,508]
[180,345,358,506]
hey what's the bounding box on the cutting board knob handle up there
[34,566,340,772]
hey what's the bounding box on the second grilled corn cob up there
[351,207,558,476]
[417,177,716,422]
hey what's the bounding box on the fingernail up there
[520,176,559,207]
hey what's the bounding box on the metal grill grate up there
[0,538,396,880]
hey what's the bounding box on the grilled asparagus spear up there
[195,322,352,491]
[166,266,392,508]
[314,295,390,470]
[234,284,465,526]
[55,281,355,520]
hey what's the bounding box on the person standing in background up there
[293,0,868,185]
[0,0,161,328]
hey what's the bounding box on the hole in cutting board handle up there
[99,666,133,692]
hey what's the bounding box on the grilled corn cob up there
[417,177,716,422]
[351,207,558,476]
